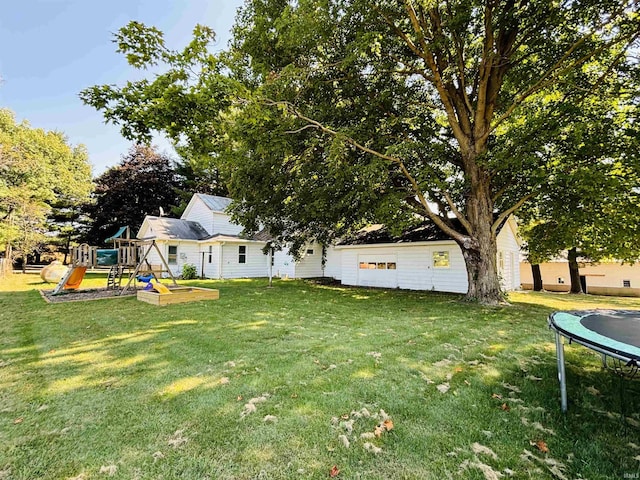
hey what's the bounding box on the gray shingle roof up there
[143,216,209,241]
[197,194,233,213]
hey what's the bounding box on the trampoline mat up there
[550,310,640,362]
[581,313,640,349]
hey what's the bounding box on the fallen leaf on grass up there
[329,465,340,477]
[437,383,450,394]
[13,418,23,424]
[383,419,394,431]
[338,435,350,448]
[472,442,498,460]
[363,442,382,454]
[530,440,549,453]
[628,442,640,450]
[374,425,384,438]
[500,403,510,412]
[263,415,278,423]
[152,451,164,462]
[241,403,257,417]
[586,386,600,396]
[492,393,503,399]
[36,404,49,412]
[167,430,188,448]
[99,465,117,476]
[458,459,503,480]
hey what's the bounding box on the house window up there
[306,248,314,255]
[623,280,631,288]
[387,262,397,270]
[208,246,213,263]
[168,245,178,265]
[239,245,246,264]
[377,262,387,269]
[498,251,505,270]
[433,251,450,268]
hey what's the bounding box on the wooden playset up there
[50,226,219,305]
[52,226,177,295]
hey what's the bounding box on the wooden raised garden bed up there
[137,287,219,306]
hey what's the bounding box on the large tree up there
[82,144,180,245]
[0,108,92,271]
[81,1,639,304]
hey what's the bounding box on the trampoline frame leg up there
[555,332,568,412]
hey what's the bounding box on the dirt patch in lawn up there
[40,288,140,303]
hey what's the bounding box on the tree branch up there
[491,193,533,236]
[267,100,469,243]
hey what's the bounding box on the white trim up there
[335,240,458,250]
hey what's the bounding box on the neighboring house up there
[520,259,640,297]
[137,193,522,292]
[326,216,521,293]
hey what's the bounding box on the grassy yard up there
[1,273,639,479]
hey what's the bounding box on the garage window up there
[359,261,396,270]
[623,280,631,288]
[433,251,450,268]
[239,245,246,264]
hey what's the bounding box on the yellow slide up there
[152,281,172,294]
[64,266,87,290]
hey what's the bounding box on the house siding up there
[521,261,640,296]
[182,199,214,235]
[324,246,342,280]
[212,212,244,236]
[273,249,296,279]
[293,244,324,278]
[221,243,268,278]
[496,223,521,291]
[142,240,200,278]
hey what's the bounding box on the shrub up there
[181,263,198,280]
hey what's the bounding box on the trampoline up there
[548,310,640,412]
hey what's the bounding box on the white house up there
[137,194,322,279]
[326,217,521,293]
[137,193,521,292]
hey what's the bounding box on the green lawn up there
[1,273,639,479]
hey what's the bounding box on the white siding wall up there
[212,212,244,236]
[200,243,222,279]
[337,242,470,294]
[324,246,342,280]
[294,244,324,278]
[496,224,521,291]
[143,241,200,277]
[221,243,268,278]
[273,249,296,279]
[182,199,214,234]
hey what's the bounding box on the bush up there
[181,263,198,280]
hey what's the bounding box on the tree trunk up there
[567,247,583,294]
[458,171,503,304]
[531,264,543,291]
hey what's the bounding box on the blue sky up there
[0,0,245,175]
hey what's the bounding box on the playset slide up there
[151,281,172,294]
[64,266,87,290]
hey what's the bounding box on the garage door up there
[357,255,398,288]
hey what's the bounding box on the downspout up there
[218,242,224,279]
